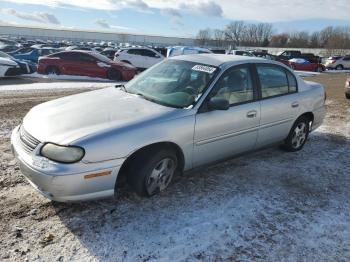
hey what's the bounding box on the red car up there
[38,51,137,81]
[289,59,325,72]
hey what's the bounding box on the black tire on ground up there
[46,66,60,75]
[282,116,311,152]
[316,66,324,72]
[127,148,178,197]
[335,65,344,70]
[107,68,122,81]
[346,93,350,99]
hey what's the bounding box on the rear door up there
[193,64,260,167]
[255,64,300,147]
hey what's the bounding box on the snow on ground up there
[0,82,117,92]
[24,72,115,82]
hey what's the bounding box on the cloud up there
[180,1,223,17]
[93,18,135,31]
[160,8,184,27]
[2,8,60,24]
[94,19,110,29]
[2,0,350,23]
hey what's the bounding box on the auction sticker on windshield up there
[192,65,216,74]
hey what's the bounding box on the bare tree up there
[225,21,245,46]
[195,28,212,46]
[213,29,226,47]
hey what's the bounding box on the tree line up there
[196,21,350,50]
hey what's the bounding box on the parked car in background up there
[289,58,325,72]
[0,56,20,77]
[100,48,119,60]
[227,50,255,56]
[251,51,290,67]
[38,51,137,80]
[167,46,212,57]
[0,51,37,74]
[114,47,164,70]
[8,47,58,63]
[11,55,326,202]
[345,74,350,99]
[277,50,321,64]
[324,55,350,70]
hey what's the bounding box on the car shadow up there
[49,131,350,261]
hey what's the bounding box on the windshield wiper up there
[115,84,128,93]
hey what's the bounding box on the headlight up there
[40,143,85,163]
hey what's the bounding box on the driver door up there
[193,64,260,167]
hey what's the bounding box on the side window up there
[127,49,141,56]
[211,66,255,105]
[141,49,157,57]
[256,65,296,98]
[343,56,350,61]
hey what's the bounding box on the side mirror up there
[207,97,230,111]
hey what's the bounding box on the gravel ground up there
[0,73,349,262]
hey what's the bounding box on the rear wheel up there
[336,64,344,70]
[107,68,122,81]
[316,66,324,72]
[127,148,178,197]
[46,66,60,75]
[283,116,310,152]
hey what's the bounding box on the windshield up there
[125,59,218,108]
[0,51,12,59]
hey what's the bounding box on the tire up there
[283,116,311,152]
[346,93,350,99]
[127,148,178,197]
[335,65,344,70]
[46,66,60,75]
[316,66,324,72]
[107,68,122,81]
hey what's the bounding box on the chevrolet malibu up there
[11,54,326,202]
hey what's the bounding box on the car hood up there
[0,57,17,66]
[23,87,178,144]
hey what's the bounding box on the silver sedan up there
[11,54,326,202]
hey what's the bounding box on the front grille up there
[19,126,41,153]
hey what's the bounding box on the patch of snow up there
[24,72,114,82]
[0,82,117,92]
[295,71,321,77]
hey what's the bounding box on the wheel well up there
[116,142,185,188]
[299,112,314,123]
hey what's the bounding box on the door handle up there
[246,110,257,118]
[291,102,299,108]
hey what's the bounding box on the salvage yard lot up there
[0,73,349,261]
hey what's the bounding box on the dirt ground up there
[0,73,349,262]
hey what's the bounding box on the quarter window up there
[211,66,254,105]
[256,65,297,98]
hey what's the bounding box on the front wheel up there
[283,116,310,152]
[336,65,344,70]
[128,148,178,197]
[46,66,60,75]
[107,68,121,81]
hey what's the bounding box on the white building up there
[0,24,196,46]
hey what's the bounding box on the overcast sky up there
[0,0,349,37]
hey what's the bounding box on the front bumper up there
[11,125,125,202]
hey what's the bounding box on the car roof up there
[170,54,265,67]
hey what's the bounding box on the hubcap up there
[291,122,307,149]
[146,158,176,195]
